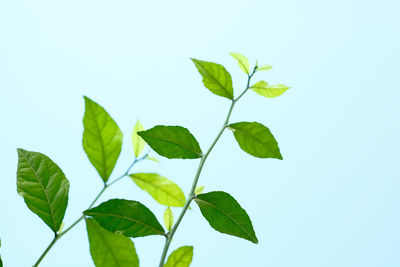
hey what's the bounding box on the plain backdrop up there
[1,0,399,266]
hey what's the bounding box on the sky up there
[0,0,399,266]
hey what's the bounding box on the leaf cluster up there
[12,53,290,267]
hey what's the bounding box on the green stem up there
[32,234,58,267]
[158,68,257,267]
[32,152,149,267]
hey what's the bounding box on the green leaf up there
[86,218,139,267]
[195,191,258,243]
[256,65,272,71]
[84,199,165,238]
[229,52,250,74]
[82,96,123,183]
[251,81,290,98]
[228,122,282,159]
[16,149,69,232]
[0,238,2,267]
[191,58,234,99]
[138,126,202,159]
[132,120,146,158]
[164,207,174,232]
[164,246,193,267]
[146,155,160,163]
[194,186,204,195]
[130,173,186,207]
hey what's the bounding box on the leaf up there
[195,191,258,243]
[84,199,165,238]
[250,81,290,98]
[0,238,2,267]
[138,126,202,159]
[130,173,186,207]
[194,186,204,195]
[86,218,139,267]
[228,122,282,159]
[82,96,123,183]
[191,58,234,99]
[164,246,193,267]
[256,65,272,71]
[132,120,146,158]
[164,207,174,232]
[229,52,250,74]
[16,149,69,232]
[146,155,160,163]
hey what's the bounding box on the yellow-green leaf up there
[250,81,290,98]
[257,65,272,71]
[164,246,193,267]
[82,96,123,183]
[195,186,204,195]
[132,120,146,158]
[146,155,160,163]
[229,52,250,74]
[164,207,174,231]
[130,173,186,207]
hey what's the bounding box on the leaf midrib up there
[231,125,270,149]
[195,198,257,243]
[86,102,108,180]
[131,175,185,206]
[144,132,201,157]
[87,212,164,235]
[20,151,58,231]
[195,60,232,99]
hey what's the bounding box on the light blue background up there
[1,0,399,266]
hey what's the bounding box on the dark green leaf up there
[84,199,165,238]
[195,191,258,243]
[16,149,69,232]
[164,246,193,267]
[191,58,234,99]
[138,126,202,159]
[83,96,123,183]
[228,122,282,159]
[86,218,139,267]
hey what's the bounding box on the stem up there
[32,152,149,266]
[158,68,257,266]
[32,234,58,267]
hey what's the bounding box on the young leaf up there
[256,65,272,71]
[138,125,202,159]
[146,155,160,163]
[132,120,146,158]
[86,218,139,267]
[229,52,250,74]
[16,149,69,233]
[164,246,193,267]
[195,191,258,243]
[82,96,123,183]
[130,173,186,207]
[194,186,204,195]
[251,81,290,98]
[84,199,165,238]
[228,122,282,159]
[164,207,174,232]
[191,58,234,99]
